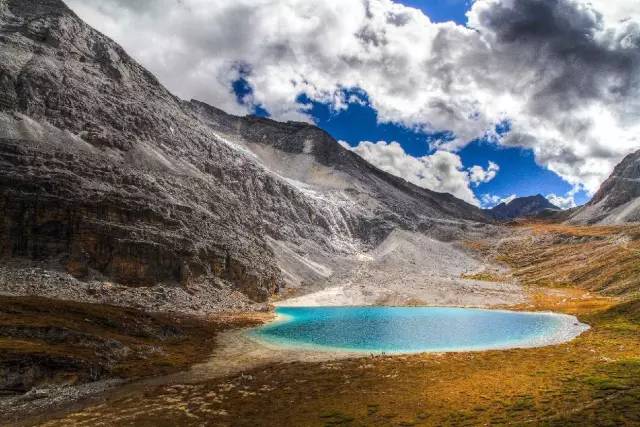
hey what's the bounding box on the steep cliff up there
[0,0,489,310]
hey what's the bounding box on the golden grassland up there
[39,290,640,427]
[40,224,640,426]
[460,271,508,282]
[24,224,640,426]
[496,222,640,298]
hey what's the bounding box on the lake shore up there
[34,284,640,427]
[8,224,640,426]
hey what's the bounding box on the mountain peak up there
[0,0,490,313]
[3,0,72,19]
[488,195,559,221]
[503,194,545,206]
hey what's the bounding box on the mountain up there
[488,195,560,221]
[569,149,640,224]
[0,0,489,312]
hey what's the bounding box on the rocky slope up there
[569,149,640,224]
[0,0,490,312]
[487,195,560,221]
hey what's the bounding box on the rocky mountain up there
[0,0,490,312]
[569,149,640,225]
[487,195,560,221]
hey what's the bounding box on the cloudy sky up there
[66,0,640,208]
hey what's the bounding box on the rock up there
[487,195,561,221]
[568,149,640,224]
[0,0,490,311]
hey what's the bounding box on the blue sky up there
[71,0,638,210]
[306,93,585,207]
[401,0,472,25]
[70,0,639,209]
[391,0,588,206]
[227,0,620,211]
[232,0,588,208]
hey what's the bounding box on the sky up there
[401,0,471,25]
[66,0,640,208]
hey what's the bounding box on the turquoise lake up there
[251,306,588,354]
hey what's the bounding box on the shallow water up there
[251,306,588,354]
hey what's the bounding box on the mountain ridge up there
[568,149,640,224]
[487,194,560,221]
[0,0,490,313]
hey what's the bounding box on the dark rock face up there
[488,195,560,221]
[569,150,640,224]
[0,0,489,305]
[0,134,280,301]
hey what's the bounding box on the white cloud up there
[66,0,640,196]
[546,192,578,210]
[481,193,517,208]
[343,141,499,206]
[469,161,500,186]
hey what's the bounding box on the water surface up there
[251,306,588,354]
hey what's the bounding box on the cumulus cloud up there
[481,193,517,208]
[546,192,578,210]
[343,141,499,206]
[66,0,640,196]
[465,0,640,193]
[469,161,500,186]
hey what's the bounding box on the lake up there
[251,306,589,354]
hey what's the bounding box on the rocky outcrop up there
[0,0,489,307]
[569,150,640,224]
[487,195,560,221]
[0,134,280,301]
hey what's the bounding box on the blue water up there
[251,306,586,354]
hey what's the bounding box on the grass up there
[495,223,640,297]
[28,224,640,426]
[0,296,263,392]
[42,291,640,426]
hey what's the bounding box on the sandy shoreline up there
[10,298,592,427]
[173,305,590,386]
[248,307,590,355]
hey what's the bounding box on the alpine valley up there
[1,1,639,426]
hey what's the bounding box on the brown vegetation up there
[21,224,640,426]
[0,297,262,395]
[496,223,640,297]
[38,288,640,426]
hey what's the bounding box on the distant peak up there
[522,194,546,200]
[488,194,560,220]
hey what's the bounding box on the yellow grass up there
[497,223,640,297]
[28,224,640,426]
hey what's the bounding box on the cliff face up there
[569,150,640,225]
[0,0,489,308]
